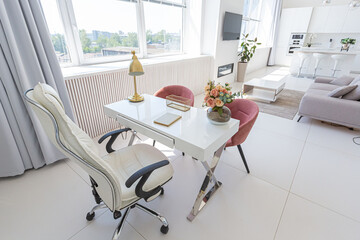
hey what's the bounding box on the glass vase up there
[207,106,231,125]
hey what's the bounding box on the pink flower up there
[215,98,224,107]
[207,98,216,108]
[210,89,219,97]
[204,95,209,102]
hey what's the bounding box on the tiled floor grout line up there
[64,160,91,187]
[289,192,360,224]
[220,160,291,193]
[126,219,149,240]
[272,117,313,240]
[66,209,109,240]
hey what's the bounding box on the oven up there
[287,33,306,56]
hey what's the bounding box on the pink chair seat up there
[154,85,195,107]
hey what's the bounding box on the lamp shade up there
[129,51,144,76]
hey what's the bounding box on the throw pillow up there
[343,84,360,100]
[349,76,360,86]
[328,85,358,98]
[330,75,355,86]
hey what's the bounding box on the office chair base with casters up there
[86,191,169,240]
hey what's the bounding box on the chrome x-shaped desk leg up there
[187,143,226,221]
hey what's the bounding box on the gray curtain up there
[0,0,75,177]
[267,0,282,66]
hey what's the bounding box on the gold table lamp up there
[128,51,144,102]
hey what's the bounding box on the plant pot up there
[207,106,231,125]
[237,62,248,82]
[342,43,350,52]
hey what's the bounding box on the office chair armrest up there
[125,160,169,200]
[98,128,132,153]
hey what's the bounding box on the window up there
[72,0,139,60]
[241,0,263,41]
[41,0,185,66]
[40,0,71,64]
[143,1,182,55]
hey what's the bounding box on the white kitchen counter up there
[290,48,360,77]
[295,47,360,55]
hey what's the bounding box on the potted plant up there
[341,38,356,52]
[203,81,240,125]
[237,34,261,82]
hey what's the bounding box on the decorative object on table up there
[341,38,356,52]
[203,81,240,125]
[128,51,144,102]
[154,113,182,127]
[306,33,317,47]
[237,34,261,82]
[154,85,195,106]
[166,95,191,112]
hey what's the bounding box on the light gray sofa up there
[298,76,360,129]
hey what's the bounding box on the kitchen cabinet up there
[324,6,349,33]
[308,7,330,33]
[342,7,360,33]
[309,5,360,33]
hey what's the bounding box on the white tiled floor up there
[1,67,360,240]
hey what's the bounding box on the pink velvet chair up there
[154,85,195,107]
[225,99,259,173]
[153,85,195,152]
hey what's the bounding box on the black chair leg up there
[153,140,156,147]
[297,116,303,122]
[237,145,250,174]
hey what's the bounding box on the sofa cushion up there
[343,83,360,100]
[328,85,358,98]
[306,88,333,96]
[309,83,339,91]
[329,75,355,86]
[349,76,360,86]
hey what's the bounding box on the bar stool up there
[312,53,328,78]
[297,52,312,77]
[331,54,348,77]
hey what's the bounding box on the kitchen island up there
[290,47,360,77]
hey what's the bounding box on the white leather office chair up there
[24,83,174,240]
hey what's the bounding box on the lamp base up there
[128,93,144,102]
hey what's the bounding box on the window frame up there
[51,0,185,67]
[240,0,263,45]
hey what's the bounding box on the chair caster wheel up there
[160,188,164,195]
[182,152,185,156]
[160,225,169,234]
[86,212,95,221]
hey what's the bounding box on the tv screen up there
[223,12,242,41]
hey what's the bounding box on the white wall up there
[282,0,349,8]
[201,0,244,84]
[246,47,271,74]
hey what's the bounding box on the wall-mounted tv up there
[223,12,242,41]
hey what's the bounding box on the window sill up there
[62,54,210,79]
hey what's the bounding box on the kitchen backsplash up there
[305,33,360,50]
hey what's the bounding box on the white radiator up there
[65,56,212,138]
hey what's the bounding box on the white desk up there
[104,94,239,221]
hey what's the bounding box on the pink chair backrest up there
[226,99,259,146]
[154,85,195,107]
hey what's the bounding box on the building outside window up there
[40,0,185,66]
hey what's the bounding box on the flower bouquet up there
[203,81,240,124]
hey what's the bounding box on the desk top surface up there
[104,94,239,151]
